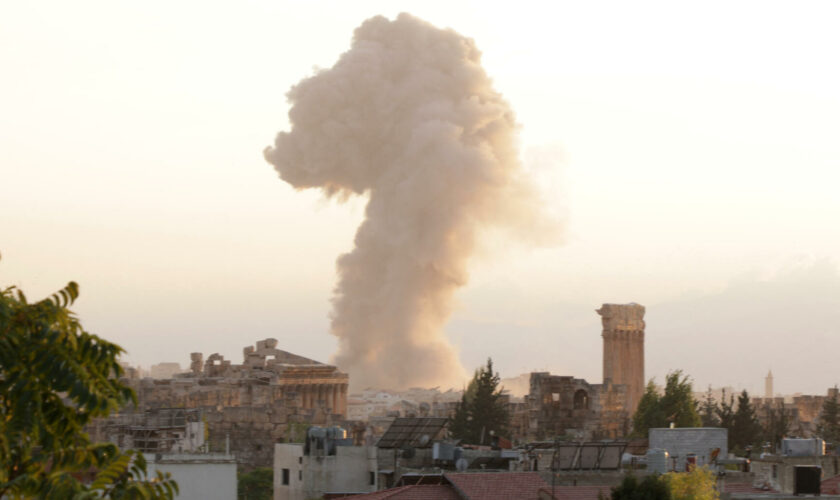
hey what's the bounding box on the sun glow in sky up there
[2,1,839,394]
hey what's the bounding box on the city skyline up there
[2,1,839,395]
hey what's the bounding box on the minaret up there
[765,370,774,399]
[598,303,645,416]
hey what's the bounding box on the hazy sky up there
[2,1,839,395]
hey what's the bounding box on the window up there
[552,393,560,402]
[298,457,303,464]
[299,470,302,481]
[282,468,290,485]
[574,389,589,410]
[370,471,376,486]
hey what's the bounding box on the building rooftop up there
[446,472,548,500]
[541,485,612,500]
[339,484,459,499]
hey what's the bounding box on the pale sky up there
[2,1,839,396]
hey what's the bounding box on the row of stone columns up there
[291,383,348,416]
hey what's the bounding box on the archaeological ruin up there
[118,338,349,468]
[526,373,629,440]
[598,303,645,415]
[524,303,645,440]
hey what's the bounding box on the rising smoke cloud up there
[265,13,555,389]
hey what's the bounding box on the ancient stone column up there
[597,303,645,416]
[331,385,338,414]
[295,384,304,408]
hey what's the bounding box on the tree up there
[660,371,701,429]
[448,391,472,443]
[817,387,840,445]
[632,381,666,437]
[238,467,273,500]
[716,389,735,447]
[763,405,791,451]
[449,358,509,445]
[632,371,700,437]
[699,386,720,428]
[666,466,719,500]
[732,390,762,452]
[0,271,177,498]
[608,474,671,500]
[606,468,719,500]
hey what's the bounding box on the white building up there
[146,453,237,500]
[649,427,728,470]
[274,429,377,500]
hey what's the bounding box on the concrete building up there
[273,427,377,500]
[146,453,237,500]
[87,408,205,454]
[751,386,839,439]
[648,427,728,470]
[598,303,645,416]
[751,454,840,495]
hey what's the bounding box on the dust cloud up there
[265,13,556,389]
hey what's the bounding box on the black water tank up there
[794,465,821,495]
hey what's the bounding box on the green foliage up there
[238,467,272,500]
[609,474,671,500]
[666,466,719,500]
[449,358,509,445]
[763,405,791,450]
[632,381,666,437]
[448,392,472,443]
[287,422,311,444]
[699,387,720,428]
[715,389,735,443]
[817,387,840,445]
[632,371,700,437]
[732,390,762,451]
[608,468,719,500]
[0,272,178,498]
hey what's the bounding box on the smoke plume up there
[265,13,554,389]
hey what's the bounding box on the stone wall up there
[526,372,629,441]
[120,339,349,469]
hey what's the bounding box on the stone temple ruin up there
[121,339,349,468]
[525,303,645,441]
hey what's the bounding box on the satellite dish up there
[456,458,469,472]
[418,434,431,447]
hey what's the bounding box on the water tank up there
[783,438,825,457]
[433,442,455,461]
[326,426,346,440]
[647,448,669,474]
[308,426,327,439]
